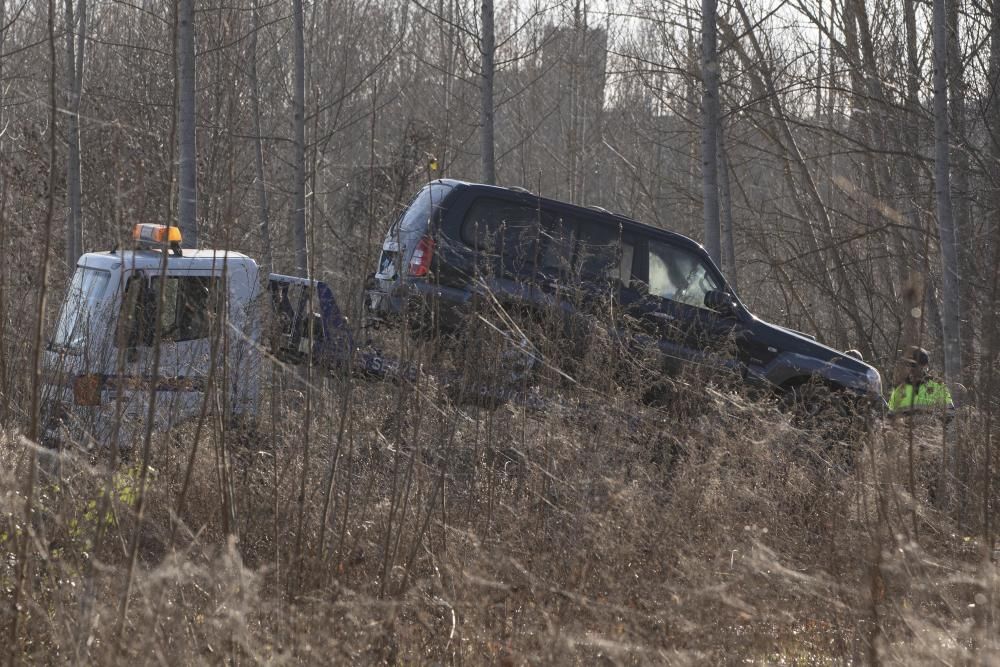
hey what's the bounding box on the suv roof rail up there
[508,186,533,194]
[586,204,612,214]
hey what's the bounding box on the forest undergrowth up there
[1,333,999,665]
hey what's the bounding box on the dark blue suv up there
[366,180,884,406]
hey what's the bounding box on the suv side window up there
[647,240,720,310]
[460,198,540,274]
[576,221,635,284]
[619,241,635,284]
[538,216,576,280]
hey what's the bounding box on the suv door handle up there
[647,311,675,322]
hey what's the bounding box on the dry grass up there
[2,335,998,666]
[0,298,997,665]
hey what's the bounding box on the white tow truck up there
[41,224,358,448]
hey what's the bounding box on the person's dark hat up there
[904,346,930,367]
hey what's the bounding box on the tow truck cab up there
[42,225,263,446]
[43,225,363,447]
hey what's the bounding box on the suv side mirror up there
[704,289,737,316]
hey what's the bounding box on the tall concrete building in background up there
[497,17,699,230]
[533,22,608,204]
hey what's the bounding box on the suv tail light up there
[408,236,434,277]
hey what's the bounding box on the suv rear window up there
[392,182,454,234]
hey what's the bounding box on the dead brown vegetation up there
[2,343,997,664]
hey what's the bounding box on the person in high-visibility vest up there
[888,346,955,419]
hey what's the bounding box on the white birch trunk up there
[719,133,737,289]
[479,0,496,185]
[701,0,721,266]
[249,0,271,275]
[63,0,84,265]
[177,0,198,247]
[292,0,307,274]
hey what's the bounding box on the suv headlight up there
[865,367,882,395]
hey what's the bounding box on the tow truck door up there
[116,268,225,428]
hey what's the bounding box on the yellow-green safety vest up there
[888,380,954,415]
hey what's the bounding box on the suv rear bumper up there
[366,279,472,331]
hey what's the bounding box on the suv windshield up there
[52,267,112,350]
[391,182,454,235]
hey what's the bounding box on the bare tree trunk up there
[841,0,868,143]
[685,7,699,237]
[719,131,737,288]
[10,0,58,651]
[567,5,580,201]
[814,0,823,117]
[177,0,198,246]
[848,0,904,306]
[932,0,963,388]
[981,0,1000,552]
[895,0,928,384]
[479,0,496,184]
[0,0,7,421]
[63,0,85,266]
[0,0,4,142]
[947,0,976,391]
[437,0,457,176]
[988,0,1000,184]
[292,0,307,274]
[701,0,721,265]
[249,0,272,274]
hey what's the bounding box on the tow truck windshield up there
[51,267,111,351]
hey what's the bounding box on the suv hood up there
[752,316,871,374]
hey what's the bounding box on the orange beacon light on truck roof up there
[133,224,182,244]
